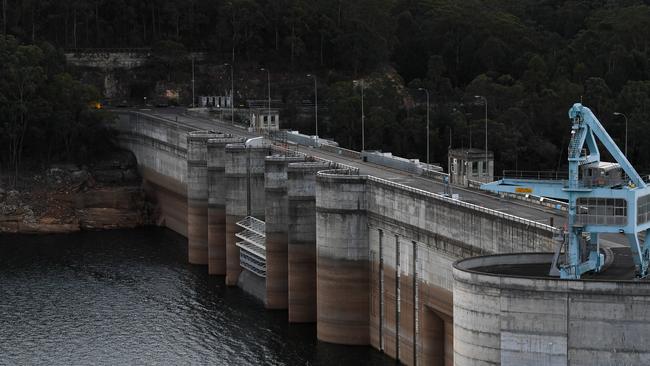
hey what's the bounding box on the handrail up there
[316,169,559,234]
[366,175,560,234]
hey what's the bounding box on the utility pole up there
[418,88,430,165]
[260,68,271,129]
[191,55,195,107]
[307,74,318,136]
[225,62,234,124]
[354,80,365,151]
[475,95,488,181]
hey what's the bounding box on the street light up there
[354,80,365,151]
[260,68,271,129]
[191,55,195,107]
[474,95,488,181]
[613,112,628,157]
[418,87,430,165]
[224,63,234,125]
[307,74,318,136]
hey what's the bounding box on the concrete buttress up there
[264,155,306,309]
[287,162,330,322]
[315,169,370,345]
[207,136,243,274]
[187,131,221,265]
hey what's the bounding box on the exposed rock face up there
[0,150,152,234]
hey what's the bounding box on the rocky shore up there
[0,151,153,234]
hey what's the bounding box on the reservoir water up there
[0,228,391,365]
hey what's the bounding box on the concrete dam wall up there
[110,111,558,365]
[454,254,650,365]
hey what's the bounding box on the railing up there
[270,144,360,174]
[366,175,560,234]
[316,169,560,235]
[64,47,152,53]
[236,216,265,237]
[502,170,568,181]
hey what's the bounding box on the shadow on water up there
[0,227,393,365]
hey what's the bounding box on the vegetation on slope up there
[2,0,650,174]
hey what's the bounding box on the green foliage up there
[0,35,113,185]
[3,0,650,172]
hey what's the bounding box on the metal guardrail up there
[502,170,569,180]
[270,144,360,174]
[236,216,265,237]
[367,175,560,234]
[65,47,152,53]
[317,169,559,234]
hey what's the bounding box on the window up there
[271,116,275,122]
[472,161,478,175]
[263,116,268,122]
[639,195,650,225]
[576,197,627,226]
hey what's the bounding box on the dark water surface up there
[0,228,392,365]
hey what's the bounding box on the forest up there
[2,0,650,176]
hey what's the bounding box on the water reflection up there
[0,228,391,365]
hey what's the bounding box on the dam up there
[109,108,650,365]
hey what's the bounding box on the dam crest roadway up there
[108,106,650,365]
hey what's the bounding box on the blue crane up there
[481,103,650,279]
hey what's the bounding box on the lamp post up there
[418,88,430,165]
[260,68,271,129]
[191,55,195,107]
[474,95,488,181]
[224,63,234,125]
[307,74,318,137]
[613,112,628,157]
[354,80,365,151]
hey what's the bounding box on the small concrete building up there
[200,94,232,108]
[249,108,280,131]
[448,148,494,185]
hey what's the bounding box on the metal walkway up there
[236,216,267,277]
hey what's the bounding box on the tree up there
[0,36,46,185]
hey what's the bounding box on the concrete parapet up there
[453,254,650,366]
[187,131,222,265]
[316,169,370,345]
[287,162,330,322]
[264,155,306,309]
[207,136,243,274]
[225,143,271,286]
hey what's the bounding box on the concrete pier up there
[187,131,221,265]
[264,155,305,309]
[225,143,271,286]
[207,136,242,275]
[316,169,370,345]
[287,162,330,322]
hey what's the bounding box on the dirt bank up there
[0,151,154,234]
